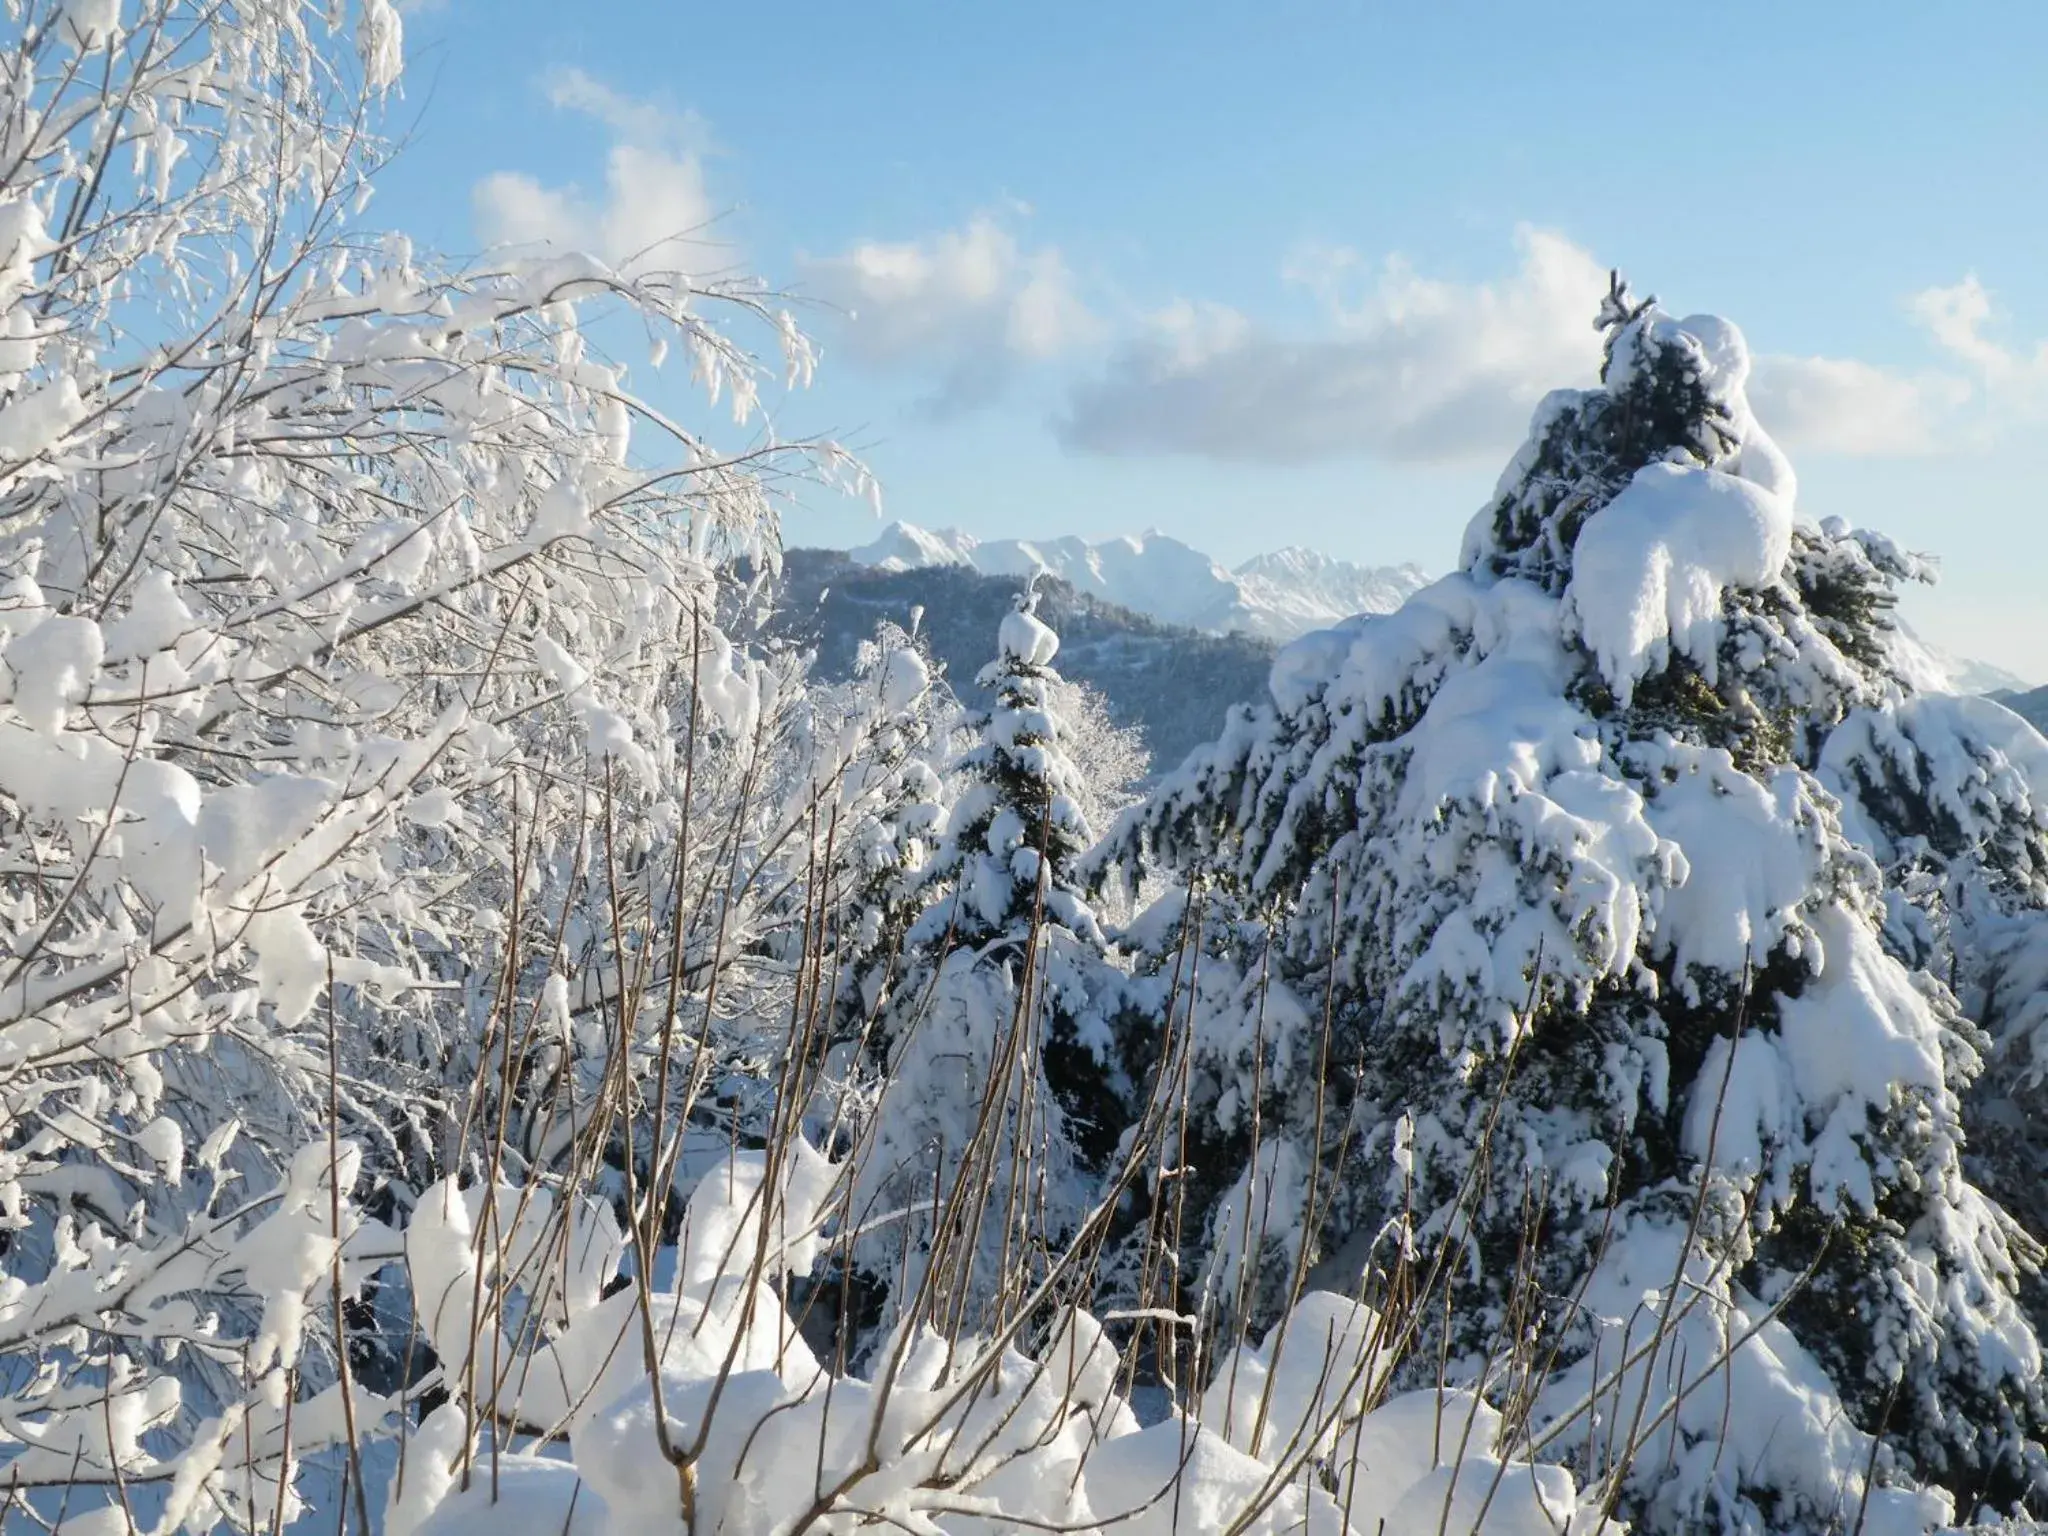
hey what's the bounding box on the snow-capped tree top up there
[997,584,1062,669]
[1462,287,1796,595]
[919,595,1100,950]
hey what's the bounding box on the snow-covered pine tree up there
[825,620,951,1052]
[1816,662,2048,1290]
[848,588,1128,1341]
[1102,277,2048,1531]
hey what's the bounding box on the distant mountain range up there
[846,521,1430,642]
[765,524,2039,782]
[1888,625,2032,700]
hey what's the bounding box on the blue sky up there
[380,0,2048,677]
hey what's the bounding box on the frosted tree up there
[1103,277,2048,1531]
[0,0,864,1523]
[823,620,951,1053]
[1046,671,1152,840]
[1818,666,2048,1262]
[848,589,1128,1344]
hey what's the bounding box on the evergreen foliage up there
[1100,278,2048,1531]
[847,590,1129,1344]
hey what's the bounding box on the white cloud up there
[542,67,710,151]
[800,215,1095,411]
[1056,227,1610,464]
[1911,275,2048,411]
[1748,275,2048,457]
[1747,355,1961,457]
[1053,237,2048,465]
[1911,275,2014,377]
[472,70,717,275]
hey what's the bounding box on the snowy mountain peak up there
[848,520,980,572]
[1233,545,1356,579]
[1232,547,1432,639]
[844,521,1429,642]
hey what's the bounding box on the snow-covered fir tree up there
[825,620,951,1050]
[1102,277,2048,1532]
[848,589,1129,1342]
[1817,662,2048,1298]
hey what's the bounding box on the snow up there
[1642,747,1823,999]
[1103,300,2048,1534]
[9,23,2047,1524]
[1234,546,1433,635]
[1889,616,2032,697]
[880,645,931,711]
[847,519,981,572]
[997,603,1060,667]
[527,470,593,543]
[101,571,197,661]
[386,1135,1618,1536]
[0,7,905,1520]
[1331,1388,1504,1535]
[0,375,86,464]
[1081,1419,1350,1534]
[5,613,103,734]
[1566,461,1793,706]
[244,901,329,1025]
[197,772,338,890]
[1534,1216,1961,1535]
[1382,1458,1615,1536]
[410,1454,599,1536]
[1200,1291,1393,1462]
[56,0,121,51]
[136,1116,186,1185]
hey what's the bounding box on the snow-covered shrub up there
[1099,277,2048,1531]
[389,1133,1628,1535]
[0,0,871,1522]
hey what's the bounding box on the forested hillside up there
[747,547,1278,776]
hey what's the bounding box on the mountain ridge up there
[748,547,1279,778]
[798,525,2037,781]
[844,520,1430,641]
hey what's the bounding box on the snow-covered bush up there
[388,1131,1628,1536]
[1099,277,2048,1531]
[0,0,871,1522]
